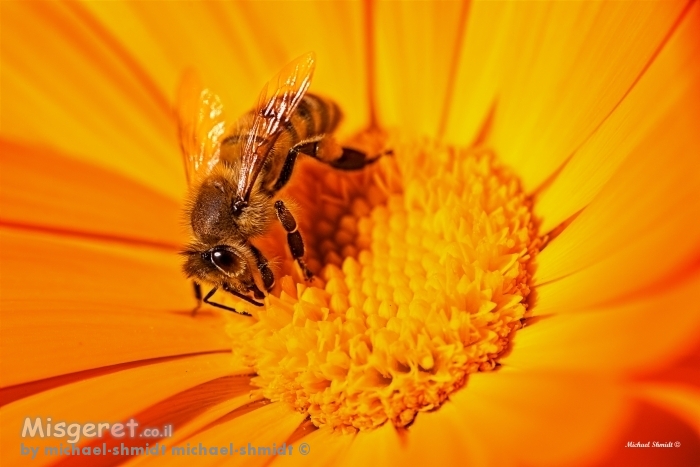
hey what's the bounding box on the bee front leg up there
[193,284,256,316]
[249,244,275,292]
[191,281,203,316]
[274,200,313,281]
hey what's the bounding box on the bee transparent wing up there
[176,69,227,185]
[234,52,316,203]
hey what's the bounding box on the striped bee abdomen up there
[287,93,342,141]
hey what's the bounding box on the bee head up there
[180,241,261,298]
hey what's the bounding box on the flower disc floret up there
[231,139,539,432]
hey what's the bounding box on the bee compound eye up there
[211,248,238,273]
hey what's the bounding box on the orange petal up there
[400,402,513,467]
[83,1,369,132]
[81,1,262,119]
[373,1,467,136]
[589,399,700,467]
[0,353,243,467]
[450,368,631,467]
[533,85,700,310]
[336,423,403,467]
[125,395,265,466]
[535,1,700,233]
[144,402,305,467]
[642,335,700,388]
[634,382,700,438]
[0,140,185,248]
[337,411,513,467]
[75,376,259,467]
[270,427,354,467]
[485,1,690,191]
[2,1,183,199]
[443,1,510,146]
[233,1,368,131]
[1,226,242,385]
[0,228,190,314]
[503,271,700,375]
[1,303,234,387]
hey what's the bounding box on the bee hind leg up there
[327,144,392,171]
[272,136,391,193]
[272,137,320,192]
[274,200,313,281]
[296,135,391,170]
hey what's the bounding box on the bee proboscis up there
[177,52,387,315]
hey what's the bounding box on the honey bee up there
[177,52,385,315]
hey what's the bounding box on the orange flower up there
[2,2,700,467]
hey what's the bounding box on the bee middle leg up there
[272,136,390,192]
[274,199,313,281]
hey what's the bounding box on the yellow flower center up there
[229,133,539,433]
